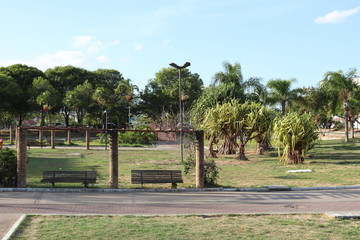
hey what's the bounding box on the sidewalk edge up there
[2,214,26,240]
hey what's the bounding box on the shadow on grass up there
[308,153,360,164]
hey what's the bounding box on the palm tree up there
[212,61,245,101]
[321,69,358,142]
[267,78,299,115]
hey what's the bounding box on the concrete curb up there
[1,185,360,193]
[326,212,360,219]
[2,214,26,240]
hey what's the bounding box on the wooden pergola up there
[15,126,205,188]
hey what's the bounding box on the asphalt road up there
[1,189,360,215]
[2,189,360,238]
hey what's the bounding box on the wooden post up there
[109,130,118,188]
[38,129,43,148]
[51,129,55,149]
[16,127,27,187]
[67,129,71,145]
[15,127,18,148]
[10,126,14,145]
[86,130,90,150]
[195,130,205,188]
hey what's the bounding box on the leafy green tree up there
[192,62,265,132]
[92,69,125,90]
[348,88,360,138]
[201,100,239,155]
[253,107,277,155]
[45,66,94,126]
[33,76,61,126]
[141,67,203,124]
[273,112,318,164]
[0,74,22,112]
[202,100,273,160]
[267,78,299,115]
[64,80,95,125]
[321,69,358,142]
[92,70,136,127]
[0,74,21,128]
[233,102,274,160]
[213,61,265,102]
[0,64,44,125]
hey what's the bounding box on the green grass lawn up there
[10,214,360,240]
[24,138,360,189]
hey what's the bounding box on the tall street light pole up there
[169,62,191,162]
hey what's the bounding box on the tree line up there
[0,64,203,128]
[0,62,358,163]
[190,62,358,163]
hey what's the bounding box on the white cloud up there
[315,7,360,24]
[97,55,108,63]
[134,43,143,51]
[73,36,95,48]
[110,40,120,45]
[87,40,104,54]
[0,36,119,70]
[30,51,86,69]
[73,36,105,53]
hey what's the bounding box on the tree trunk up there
[256,142,264,155]
[18,114,23,126]
[287,148,303,164]
[218,137,237,155]
[344,102,349,142]
[208,140,218,158]
[236,143,248,160]
[40,109,45,126]
[281,100,286,115]
[350,119,355,139]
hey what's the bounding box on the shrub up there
[118,131,157,145]
[183,155,220,186]
[0,148,17,187]
[273,112,318,164]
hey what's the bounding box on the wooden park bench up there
[131,170,183,188]
[41,170,97,187]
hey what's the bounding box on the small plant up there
[96,133,108,143]
[203,160,220,186]
[0,148,17,187]
[182,154,220,186]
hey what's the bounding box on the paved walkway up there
[1,188,360,238]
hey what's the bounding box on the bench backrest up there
[43,171,97,181]
[131,170,183,184]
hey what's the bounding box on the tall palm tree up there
[321,69,358,142]
[213,61,243,86]
[266,78,298,115]
[213,61,265,103]
[212,61,244,101]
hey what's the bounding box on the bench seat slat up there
[131,170,183,185]
[41,171,97,187]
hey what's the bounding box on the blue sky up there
[1,0,359,90]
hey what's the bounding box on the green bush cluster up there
[97,130,157,146]
[118,131,157,145]
[0,148,17,187]
[183,155,220,186]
